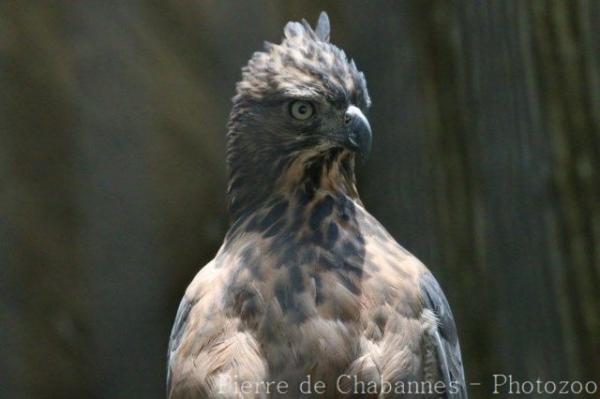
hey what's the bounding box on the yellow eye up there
[289,100,315,120]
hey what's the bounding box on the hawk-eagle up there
[167,12,467,399]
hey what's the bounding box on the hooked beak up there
[343,105,372,160]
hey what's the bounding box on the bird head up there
[227,12,371,218]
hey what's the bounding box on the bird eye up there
[289,100,315,120]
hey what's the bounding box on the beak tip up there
[358,137,372,163]
[344,106,372,162]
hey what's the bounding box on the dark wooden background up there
[1,1,598,398]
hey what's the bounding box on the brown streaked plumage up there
[167,12,467,399]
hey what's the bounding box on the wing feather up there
[166,296,193,397]
[420,272,468,399]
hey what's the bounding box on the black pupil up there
[298,104,307,114]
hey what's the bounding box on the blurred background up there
[1,1,599,398]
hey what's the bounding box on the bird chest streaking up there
[167,12,467,399]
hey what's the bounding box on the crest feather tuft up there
[284,21,305,40]
[315,12,330,42]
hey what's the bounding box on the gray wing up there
[166,296,193,398]
[420,273,468,399]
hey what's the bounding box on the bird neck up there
[226,147,360,223]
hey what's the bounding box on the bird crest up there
[235,11,370,108]
[283,11,330,43]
